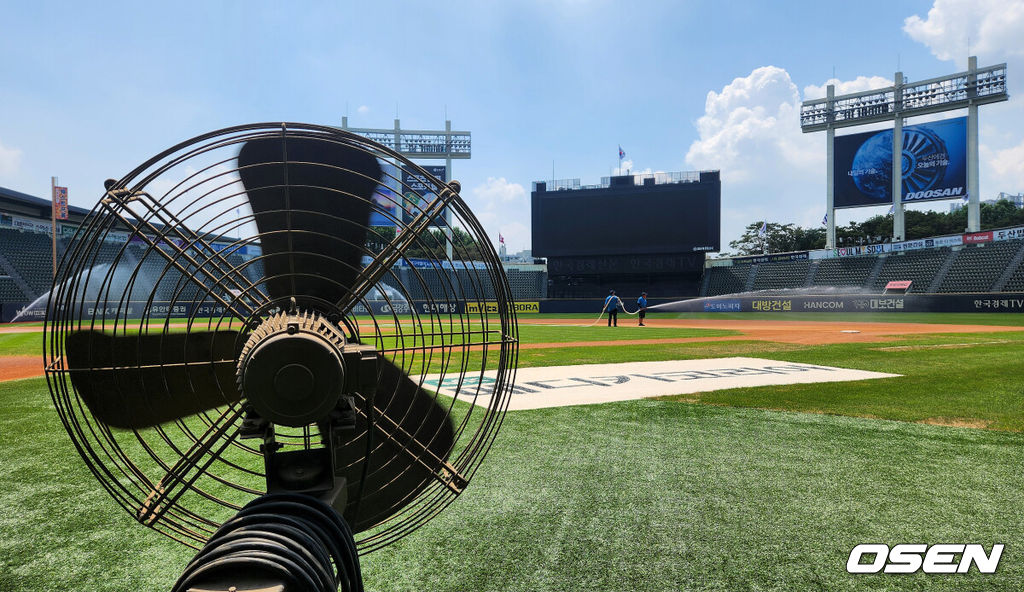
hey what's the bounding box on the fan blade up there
[237,136,383,305]
[65,330,242,429]
[237,134,455,528]
[337,359,456,533]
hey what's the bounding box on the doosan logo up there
[847,543,1003,574]
[905,187,964,200]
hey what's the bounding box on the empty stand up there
[1001,259,1024,292]
[811,256,877,288]
[0,278,27,301]
[0,228,55,297]
[937,242,1022,293]
[871,248,952,293]
[750,260,809,291]
[704,265,752,296]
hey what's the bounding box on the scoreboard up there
[531,171,720,257]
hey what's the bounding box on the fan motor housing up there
[238,311,349,427]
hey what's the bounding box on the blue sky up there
[1,0,1022,252]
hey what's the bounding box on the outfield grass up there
[511,329,1024,431]
[0,324,736,358]
[513,324,736,342]
[2,376,1023,591]
[657,331,1024,431]
[4,314,1024,590]
[0,333,40,356]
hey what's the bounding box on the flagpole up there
[51,176,57,279]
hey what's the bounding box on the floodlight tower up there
[341,118,472,258]
[801,57,1008,248]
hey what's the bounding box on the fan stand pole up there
[171,493,363,592]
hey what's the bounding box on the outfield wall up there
[8,295,1024,322]
[654,294,1024,313]
[1,300,465,323]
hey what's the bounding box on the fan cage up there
[42,122,518,553]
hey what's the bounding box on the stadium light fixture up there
[801,57,1008,248]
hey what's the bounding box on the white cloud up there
[803,76,892,100]
[904,0,1024,202]
[473,176,527,204]
[357,105,370,115]
[685,67,824,246]
[683,66,919,248]
[685,66,820,186]
[904,0,1024,61]
[984,139,1024,190]
[467,177,529,251]
[0,140,22,177]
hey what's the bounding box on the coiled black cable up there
[171,493,362,592]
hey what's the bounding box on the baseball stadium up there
[2,56,1023,592]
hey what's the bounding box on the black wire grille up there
[42,122,518,553]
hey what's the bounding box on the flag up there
[499,233,505,245]
[618,146,625,160]
[821,213,827,226]
[757,221,767,237]
[53,186,69,221]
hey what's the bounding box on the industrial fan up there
[43,123,518,591]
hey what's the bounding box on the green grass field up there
[2,313,1024,590]
[0,333,41,356]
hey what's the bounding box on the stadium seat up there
[750,260,810,291]
[813,256,876,288]
[937,242,1021,293]
[704,265,751,296]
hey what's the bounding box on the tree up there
[833,199,1024,244]
[727,222,825,255]
[367,224,486,262]
[724,199,1024,256]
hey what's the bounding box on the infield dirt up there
[3,317,1023,382]
[520,318,1024,345]
[0,356,44,382]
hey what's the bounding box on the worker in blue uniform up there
[603,290,622,327]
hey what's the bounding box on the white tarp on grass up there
[422,357,899,411]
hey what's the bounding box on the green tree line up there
[727,200,1024,256]
[366,225,489,261]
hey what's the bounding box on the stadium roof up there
[0,185,92,221]
[0,185,246,246]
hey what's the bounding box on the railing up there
[532,178,581,191]
[534,171,715,191]
[800,63,1008,131]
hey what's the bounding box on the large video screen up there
[401,165,449,227]
[531,175,720,257]
[368,164,449,227]
[834,117,967,208]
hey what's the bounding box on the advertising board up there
[733,252,809,265]
[369,186,402,227]
[2,299,464,322]
[401,165,448,226]
[834,117,967,208]
[660,294,1024,315]
[465,301,539,314]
